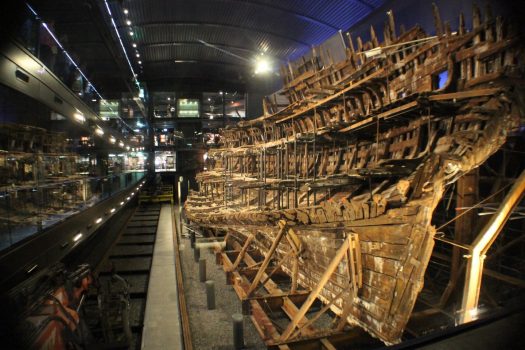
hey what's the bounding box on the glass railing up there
[0,171,145,251]
[16,6,100,111]
[154,136,207,149]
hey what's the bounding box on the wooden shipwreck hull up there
[185,5,524,345]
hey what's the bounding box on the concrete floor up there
[176,212,266,350]
[141,204,183,349]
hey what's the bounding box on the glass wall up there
[0,171,145,251]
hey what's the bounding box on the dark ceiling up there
[23,0,386,95]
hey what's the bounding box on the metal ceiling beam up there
[143,59,249,67]
[186,0,340,30]
[120,21,310,47]
[145,77,245,92]
[138,41,278,58]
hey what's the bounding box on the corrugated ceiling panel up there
[106,0,387,88]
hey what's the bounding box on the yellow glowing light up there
[254,56,271,75]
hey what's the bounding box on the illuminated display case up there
[177,99,199,118]
[154,151,176,172]
[0,123,145,251]
[99,99,120,120]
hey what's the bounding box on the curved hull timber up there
[186,5,524,345]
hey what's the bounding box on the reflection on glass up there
[0,172,145,251]
[155,151,176,172]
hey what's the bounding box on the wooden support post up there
[460,169,525,324]
[440,170,478,307]
[247,221,288,296]
[228,234,255,272]
[320,338,337,350]
[256,250,294,292]
[291,255,299,294]
[280,235,352,341]
[290,288,347,339]
[229,239,315,339]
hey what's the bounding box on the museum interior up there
[0,0,524,349]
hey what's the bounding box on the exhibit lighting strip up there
[73,181,145,244]
[26,3,106,101]
[26,3,135,149]
[103,0,141,90]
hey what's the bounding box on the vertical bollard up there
[190,230,196,248]
[178,176,183,238]
[194,247,200,262]
[205,280,215,310]
[199,258,206,282]
[232,313,244,349]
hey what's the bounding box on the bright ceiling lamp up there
[254,55,272,75]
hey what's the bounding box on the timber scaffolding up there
[185,4,525,348]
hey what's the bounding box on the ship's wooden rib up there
[186,4,524,346]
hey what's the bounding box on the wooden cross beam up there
[227,234,254,272]
[280,233,358,342]
[247,220,288,296]
[226,233,343,349]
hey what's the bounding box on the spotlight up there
[123,8,129,14]
[254,56,271,75]
[126,20,132,26]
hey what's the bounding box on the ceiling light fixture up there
[126,20,132,26]
[254,56,271,75]
[132,43,137,48]
[103,1,140,89]
[123,8,129,15]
